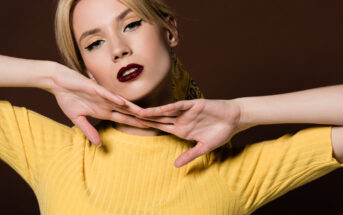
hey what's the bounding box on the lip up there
[117,63,144,82]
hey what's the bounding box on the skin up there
[72,0,343,167]
[0,55,150,146]
[72,0,178,136]
[137,86,343,167]
[1,0,342,169]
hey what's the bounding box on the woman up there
[0,0,342,214]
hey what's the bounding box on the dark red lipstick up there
[117,63,144,82]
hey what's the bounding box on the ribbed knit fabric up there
[0,100,342,215]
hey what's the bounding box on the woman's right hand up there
[49,62,145,146]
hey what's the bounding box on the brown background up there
[1,0,343,214]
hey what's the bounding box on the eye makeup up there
[84,19,143,52]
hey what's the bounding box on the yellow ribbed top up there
[0,100,342,215]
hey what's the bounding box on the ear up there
[165,16,179,48]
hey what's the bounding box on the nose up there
[110,37,132,63]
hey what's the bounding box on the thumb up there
[73,116,102,146]
[174,142,208,168]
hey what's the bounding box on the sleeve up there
[0,100,74,189]
[214,126,342,214]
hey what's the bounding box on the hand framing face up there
[136,99,242,168]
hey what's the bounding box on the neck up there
[114,72,175,136]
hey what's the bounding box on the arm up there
[236,85,343,127]
[0,54,144,145]
[0,55,54,90]
[137,85,343,167]
[234,85,343,162]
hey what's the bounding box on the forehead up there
[73,0,129,37]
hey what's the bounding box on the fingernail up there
[174,161,182,168]
[94,142,102,147]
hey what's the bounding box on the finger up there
[138,107,181,117]
[138,106,163,117]
[159,110,182,117]
[106,99,143,117]
[174,142,209,168]
[111,112,149,128]
[138,101,192,117]
[72,116,102,146]
[112,106,137,116]
[119,98,144,115]
[160,101,193,112]
[95,87,125,106]
[88,108,148,128]
[138,116,177,124]
[136,118,174,133]
[139,109,182,117]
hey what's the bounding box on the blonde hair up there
[54,0,229,148]
[55,0,176,73]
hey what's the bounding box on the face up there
[72,0,178,102]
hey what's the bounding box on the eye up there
[85,40,104,51]
[124,19,143,32]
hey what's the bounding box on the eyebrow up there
[78,8,132,44]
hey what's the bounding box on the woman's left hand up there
[136,99,246,168]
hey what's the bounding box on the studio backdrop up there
[0,0,343,214]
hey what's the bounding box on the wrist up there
[232,95,289,128]
[34,60,58,93]
[230,97,257,132]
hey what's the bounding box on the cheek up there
[82,51,114,81]
[133,26,171,73]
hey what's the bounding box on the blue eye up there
[85,40,104,51]
[124,19,143,32]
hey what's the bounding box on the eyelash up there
[124,19,143,32]
[85,40,104,51]
[85,19,143,51]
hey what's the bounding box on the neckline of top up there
[100,125,191,147]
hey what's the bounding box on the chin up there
[125,93,156,109]
[120,85,156,103]
[125,92,150,103]
[114,70,173,107]
[124,82,171,108]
